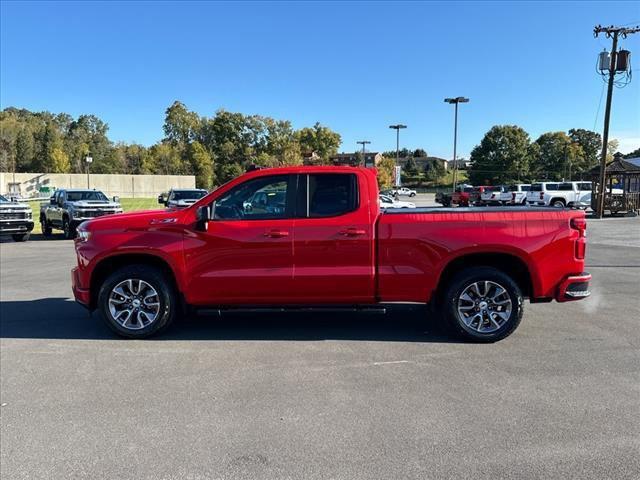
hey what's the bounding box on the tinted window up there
[214,175,290,220]
[66,191,109,201]
[520,185,531,191]
[306,174,358,217]
[546,184,559,191]
[577,182,592,190]
[531,184,543,192]
[558,183,574,191]
[171,190,207,201]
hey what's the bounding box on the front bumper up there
[71,267,91,307]
[0,220,34,234]
[556,272,591,302]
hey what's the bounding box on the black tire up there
[62,216,76,239]
[41,216,52,236]
[410,192,416,197]
[97,264,177,339]
[442,266,524,343]
[12,233,30,242]
[551,199,565,208]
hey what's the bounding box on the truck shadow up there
[0,298,461,343]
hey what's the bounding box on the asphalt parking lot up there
[1,216,639,480]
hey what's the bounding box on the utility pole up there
[356,140,371,166]
[444,97,469,191]
[593,24,639,218]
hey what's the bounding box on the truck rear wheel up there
[443,267,524,342]
[97,265,177,339]
[12,233,30,242]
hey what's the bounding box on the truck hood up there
[82,209,184,231]
[71,200,121,208]
[0,201,31,209]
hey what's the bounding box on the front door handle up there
[339,228,366,237]
[264,229,289,238]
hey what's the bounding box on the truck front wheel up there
[443,267,524,342]
[12,233,30,242]
[97,265,177,338]
[63,217,76,239]
[41,216,52,236]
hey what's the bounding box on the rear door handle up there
[264,229,289,238]
[339,228,366,237]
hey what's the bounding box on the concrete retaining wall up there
[0,172,196,198]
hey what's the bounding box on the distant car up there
[436,184,474,207]
[379,194,416,209]
[0,194,34,242]
[40,189,122,239]
[392,187,417,197]
[503,184,531,205]
[159,189,208,209]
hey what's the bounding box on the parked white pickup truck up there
[479,186,506,205]
[392,187,417,197]
[526,181,592,208]
[503,184,531,205]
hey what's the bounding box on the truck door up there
[183,174,296,305]
[292,172,375,303]
[51,191,63,226]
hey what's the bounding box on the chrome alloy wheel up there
[108,279,161,330]
[456,280,513,333]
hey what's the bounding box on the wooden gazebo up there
[590,153,640,215]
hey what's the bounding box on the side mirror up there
[157,194,165,205]
[113,196,120,203]
[58,198,64,207]
[50,197,56,205]
[195,205,210,232]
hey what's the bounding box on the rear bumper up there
[71,267,91,307]
[556,272,591,302]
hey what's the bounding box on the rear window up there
[531,184,543,192]
[558,183,574,191]
[486,186,502,192]
[520,185,531,191]
[545,184,559,191]
[577,182,592,190]
[305,174,358,218]
[463,187,475,193]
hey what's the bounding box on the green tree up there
[404,157,419,175]
[623,147,640,159]
[468,125,533,185]
[534,131,584,180]
[163,101,201,145]
[568,129,601,173]
[188,141,214,189]
[425,160,445,183]
[413,148,428,157]
[51,147,71,173]
[295,122,341,163]
[377,156,396,189]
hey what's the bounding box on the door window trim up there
[295,173,360,219]
[210,174,297,222]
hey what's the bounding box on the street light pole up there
[388,124,407,167]
[356,140,371,166]
[85,154,93,188]
[444,97,469,191]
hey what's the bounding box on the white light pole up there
[444,97,469,191]
[85,155,93,188]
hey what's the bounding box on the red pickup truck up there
[72,166,590,342]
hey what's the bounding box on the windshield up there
[0,195,8,202]
[66,191,109,202]
[380,195,394,203]
[171,190,207,201]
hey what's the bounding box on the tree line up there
[0,102,342,188]
[466,125,628,185]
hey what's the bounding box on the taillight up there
[571,217,587,259]
[571,217,587,237]
[539,192,544,200]
[512,193,516,201]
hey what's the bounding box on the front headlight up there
[77,229,91,242]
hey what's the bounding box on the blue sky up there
[1,1,639,158]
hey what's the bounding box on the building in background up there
[330,152,383,167]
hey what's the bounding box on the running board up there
[197,306,388,316]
